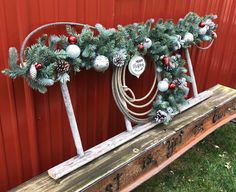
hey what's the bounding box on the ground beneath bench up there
[135,123,236,192]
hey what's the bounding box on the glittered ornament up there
[199,21,206,28]
[93,55,109,72]
[169,83,176,90]
[56,60,70,73]
[158,80,169,92]
[68,35,77,44]
[29,64,37,79]
[138,43,145,51]
[143,38,152,49]
[162,56,170,65]
[35,63,43,70]
[155,110,168,123]
[66,44,81,59]
[183,32,194,43]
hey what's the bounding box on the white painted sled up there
[47,48,213,179]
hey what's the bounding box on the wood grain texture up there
[11,85,236,192]
[48,90,212,179]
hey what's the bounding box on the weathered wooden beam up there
[48,90,212,179]
[11,85,236,192]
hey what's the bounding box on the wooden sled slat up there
[48,90,213,179]
[11,84,236,192]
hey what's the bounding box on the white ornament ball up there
[199,26,208,35]
[29,64,37,79]
[156,66,162,72]
[143,38,152,49]
[158,80,169,92]
[183,32,194,43]
[205,19,213,25]
[93,55,109,72]
[66,44,81,59]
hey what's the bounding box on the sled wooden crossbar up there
[12,85,236,192]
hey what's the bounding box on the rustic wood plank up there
[48,90,212,179]
[11,85,236,192]
[122,111,236,192]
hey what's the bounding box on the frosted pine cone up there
[155,110,168,123]
[112,49,127,67]
[29,64,37,79]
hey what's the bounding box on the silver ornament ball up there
[66,44,81,59]
[156,66,162,72]
[158,80,169,92]
[199,26,208,35]
[143,38,152,49]
[93,55,109,72]
[183,32,194,43]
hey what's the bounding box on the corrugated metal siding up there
[0,0,235,190]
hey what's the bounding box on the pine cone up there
[155,110,168,123]
[112,49,127,67]
[113,56,125,67]
[56,60,70,73]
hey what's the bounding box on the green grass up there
[135,123,236,192]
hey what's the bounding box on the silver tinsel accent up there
[112,49,127,67]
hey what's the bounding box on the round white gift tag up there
[128,55,146,78]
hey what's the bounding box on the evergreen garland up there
[2,12,217,123]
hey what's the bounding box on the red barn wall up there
[0,0,236,191]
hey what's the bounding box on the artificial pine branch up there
[2,12,217,122]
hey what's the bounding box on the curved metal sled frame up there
[20,22,213,180]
